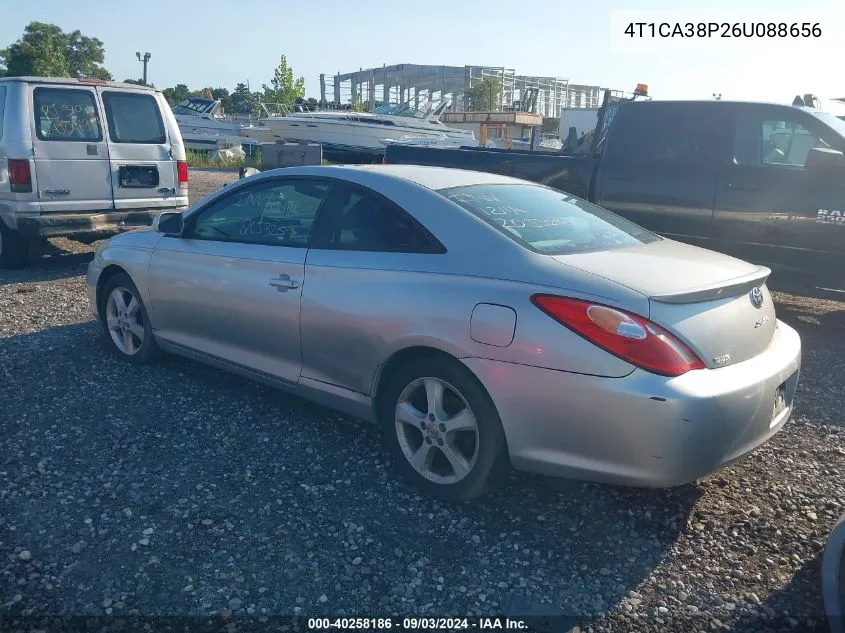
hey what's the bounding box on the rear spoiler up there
[650,266,771,304]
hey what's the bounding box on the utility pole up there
[136,52,151,85]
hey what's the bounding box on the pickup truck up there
[384,99,845,288]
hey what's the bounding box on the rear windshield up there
[440,183,660,255]
[0,86,5,140]
[102,91,166,144]
[33,87,102,141]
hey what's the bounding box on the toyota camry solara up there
[87,165,802,501]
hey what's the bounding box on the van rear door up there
[98,88,181,211]
[30,84,113,212]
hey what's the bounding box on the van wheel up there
[379,356,510,502]
[0,223,29,268]
[98,273,160,364]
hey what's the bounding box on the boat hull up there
[252,115,473,160]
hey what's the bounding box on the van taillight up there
[382,157,388,165]
[8,159,32,193]
[177,160,189,184]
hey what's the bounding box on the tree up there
[123,78,155,88]
[262,55,305,105]
[162,83,191,105]
[464,78,502,112]
[211,87,232,112]
[231,82,253,113]
[0,22,112,80]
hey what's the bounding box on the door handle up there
[269,274,300,291]
[727,183,759,192]
[608,174,638,182]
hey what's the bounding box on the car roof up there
[0,76,159,92]
[269,164,527,191]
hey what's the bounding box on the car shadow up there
[725,555,828,632]
[1,321,699,621]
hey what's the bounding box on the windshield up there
[808,109,845,140]
[172,98,214,116]
[371,101,431,119]
[440,183,660,255]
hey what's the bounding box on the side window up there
[608,106,723,166]
[102,92,166,144]
[0,86,6,141]
[323,187,441,253]
[33,88,102,142]
[733,117,829,168]
[185,179,331,247]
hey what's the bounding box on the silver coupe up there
[87,165,802,501]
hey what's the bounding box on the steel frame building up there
[319,64,604,116]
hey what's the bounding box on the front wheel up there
[99,273,159,364]
[379,356,509,501]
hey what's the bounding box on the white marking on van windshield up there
[817,209,844,225]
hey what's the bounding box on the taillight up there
[177,160,189,184]
[8,159,32,193]
[382,157,388,164]
[531,295,706,377]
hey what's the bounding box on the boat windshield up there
[172,98,216,116]
[372,99,443,120]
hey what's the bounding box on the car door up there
[713,104,845,276]
[147,177,333,385]
[30,84,113,212]
[98,89,180,211]
[594,102,731,245]
[300,182,446,395]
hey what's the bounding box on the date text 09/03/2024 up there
[307,617,529,630]
[623,22,822,38]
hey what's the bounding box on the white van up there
[0,77,189,267]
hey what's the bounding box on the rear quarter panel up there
[300,251,638,399]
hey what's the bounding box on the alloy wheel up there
[394,377,480,485]
[105,286,145,355]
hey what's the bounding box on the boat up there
[381,133,500,149]
[172,97,267,155]
[244,98,476,161]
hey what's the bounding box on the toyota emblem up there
[749,286,764,309]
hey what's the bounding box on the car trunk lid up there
[552,239,777,369]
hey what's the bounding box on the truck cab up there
[595,100,845,285]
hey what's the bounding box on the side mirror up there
[806,147,845,174]
[155,211,184,235]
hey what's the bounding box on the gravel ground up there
[1,169,844,632]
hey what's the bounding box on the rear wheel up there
[379,356,509,501]
[0,223,29,268]
[99,273,159,364]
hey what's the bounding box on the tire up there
[0,222,30,269]
[822,511,845,633]
[379,356,510,502]
[98,273,160,365]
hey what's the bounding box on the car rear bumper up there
[463,319,802,487]
[14,208,188,240]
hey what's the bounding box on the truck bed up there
[383,145,598,200]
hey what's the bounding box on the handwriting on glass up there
[447,193,571,230]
